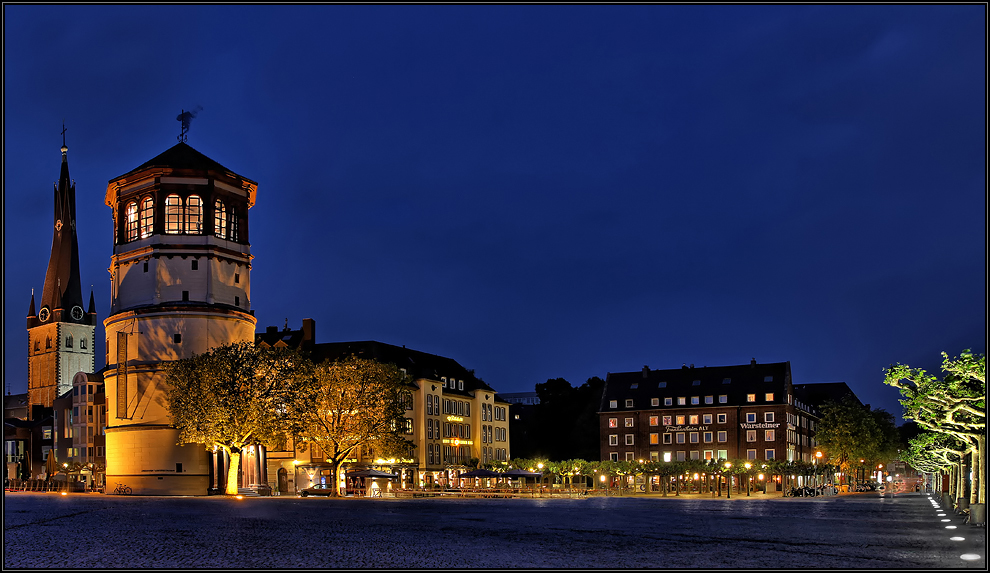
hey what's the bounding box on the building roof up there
[112,141,256,183]
[310,340,497,397]
[792,382,861,409]
[600,360,792,411]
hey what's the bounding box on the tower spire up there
[40,127,84,320]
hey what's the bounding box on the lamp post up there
[814,451,822,491]
[744,463,752,496]
[724,462,732,499]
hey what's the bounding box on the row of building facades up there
[5,135,847,495]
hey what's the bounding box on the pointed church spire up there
[88,289,97,315]
[28,288,36,318]
[40,127,84,320]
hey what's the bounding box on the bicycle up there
[113,483,132,495]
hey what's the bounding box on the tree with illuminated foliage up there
[290,355,412,497]
[884,350,985,505]
[163,342,313,495]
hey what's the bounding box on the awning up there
[345,469,399,479]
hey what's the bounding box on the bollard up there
[956,497,970,514]
[970,503,986,526]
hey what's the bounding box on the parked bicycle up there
[113,483,132,495]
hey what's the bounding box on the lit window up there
[165,195,183,234]
[609,435,618,446]
[625,399,634,408]
[746,413,756,423]
[691,396,699,405]
[664,398,673,406]
[186,195,203,233]
[649,416,659,426]
[624,417,634,427]
[214,199,227,239]
[625,434,634,445]
[651,398,659,407]
[689,415,699,425]
[703,414,712,424]
[717,413,726,423]
[765,393,774,402]
[140,197,154,238]
[229,206,239,241]
[677,397,686,406]
[765,430,775,441]
[705,396,713,404]
[704,450,714,460]
[764,412,774,423]
[717,431,727,442]
[719,395,727,404]
[650,433,659,445]
[650,451,659,461]
[125,202,139,241]
[609,400,618,408]
[608,418,618,428]
[662,416,672,425]
[747,430,757,442]
[676,415,685,425]
[747,394,756,402]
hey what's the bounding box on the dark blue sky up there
[4,6,986,423]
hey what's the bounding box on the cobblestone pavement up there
[3,490,984,568]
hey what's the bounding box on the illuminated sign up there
[739,423,781,429]
[442,439,474,445]
[447,416,464,422]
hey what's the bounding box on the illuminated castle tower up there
[103,138,257,495]
[26,133,97,413]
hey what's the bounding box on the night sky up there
[4,6,986,424]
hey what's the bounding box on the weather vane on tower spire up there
[176,106,203,142]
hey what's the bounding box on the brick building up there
[599,360,825,464]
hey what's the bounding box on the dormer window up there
[657,382,666,388]
[692,380,700,386]
[630,383,638,389]
[458,380,464,391]
[722,378,731,384]
[625,399,634,408]
[764,376,773,382]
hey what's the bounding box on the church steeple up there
[38,126,85,324]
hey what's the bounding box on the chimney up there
[302,318,316,346]
[682,363,688,369]
[690,364,694,369]
[751,358,756,367]
[642,365,650,378]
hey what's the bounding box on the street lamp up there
[724,462,732,499]
[815,451,822,489]
[744,463,752,496]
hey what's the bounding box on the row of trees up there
[883,350,985,507]
[163,342,411,496]
[484,457,837,495]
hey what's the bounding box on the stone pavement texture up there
[3,490,984,568]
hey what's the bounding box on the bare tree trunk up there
[225,449,241,496]
[978,435,986,505]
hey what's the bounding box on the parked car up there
[299,483,336,497]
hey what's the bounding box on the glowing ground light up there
[945,525,957,529]
[941,519,952,522]
[235,495,244,500]
[60,492,67,496]
[938,513,947,516]
[949,537,965,541]
[960,554,981,561]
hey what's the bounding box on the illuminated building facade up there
[599,360,825,466]
[255,327,511,494]
[52,372,107,489]
[25,138,97,413]
[102,142,258,495]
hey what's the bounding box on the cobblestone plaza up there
[4,491,985,568]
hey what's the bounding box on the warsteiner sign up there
[739,423,781,429]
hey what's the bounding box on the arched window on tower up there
[186,195,203,234]
[229,206,239,242]
[214,199,227,239]
[140,197,154,238]
[165,195,183,234]
[125,202,139,241]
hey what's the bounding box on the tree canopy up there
[290,354,412,496]
[163,342,312,494]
